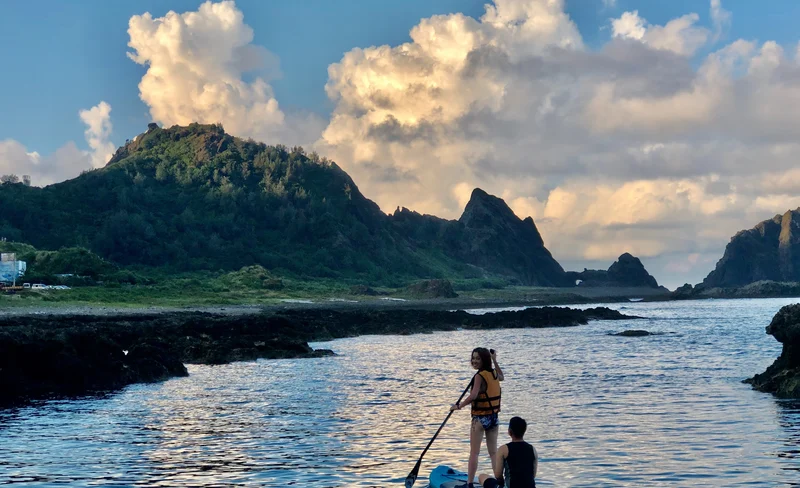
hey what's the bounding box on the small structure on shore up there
[0,253,26,284]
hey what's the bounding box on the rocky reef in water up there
[671,280,800,300]
[745,304,800,397]
[0,306,638,405]
[609,330,662,337]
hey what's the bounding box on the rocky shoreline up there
[0,306,636,406]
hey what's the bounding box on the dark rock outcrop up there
[745,304,800,397]
[703,208,800,288]
[274,306,640,339]
[0,305,640,405]
[607,253,659,288]
[671,283,696,299]
[406,279,458,298]
[0,326,188,404]
[567,253,661,288]
[124,340,189,382]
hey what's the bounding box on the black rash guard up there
[503,441,536,488]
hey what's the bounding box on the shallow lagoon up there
[1,298,799,486]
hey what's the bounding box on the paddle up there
[404,381,472,488]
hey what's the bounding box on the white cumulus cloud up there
[611,11,646,41]
[612,10,709,56]
[127,0,322,146]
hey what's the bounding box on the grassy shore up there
[0,275,671,316]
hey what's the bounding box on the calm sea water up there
[2,298,800,487]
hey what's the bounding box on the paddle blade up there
[404,459,421,488]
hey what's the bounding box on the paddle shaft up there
[405,381,472,487]
[419,383,471,459]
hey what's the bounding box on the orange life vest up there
[471,369,501,415]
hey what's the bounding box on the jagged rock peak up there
[460,188,520,225]
[459,188,544,245]
[453,187,566,286]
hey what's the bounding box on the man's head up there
[508,416,527,439]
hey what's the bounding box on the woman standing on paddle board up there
[450,347,504,487]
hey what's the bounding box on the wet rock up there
[745,304,800,397]
[310,349,335,358]
[610,330,653,337]
[0,324,187,404]
[272,306,640,337]
[125,340,188,382]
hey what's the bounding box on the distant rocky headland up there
[0,306,637,406]
[701,208,800,288]
[663,207,800,298]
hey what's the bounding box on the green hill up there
[0,123,570,286]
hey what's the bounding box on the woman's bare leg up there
[485,425,499,467]
[468,418,484,484]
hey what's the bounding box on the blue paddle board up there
[429,465,478,488]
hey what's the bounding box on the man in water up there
[476,416,538,488]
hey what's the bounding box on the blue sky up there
[4,0,800,288]
[3,0,800,154]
